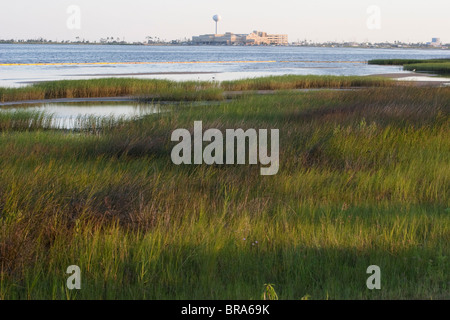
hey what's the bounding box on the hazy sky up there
[1,0,449,43]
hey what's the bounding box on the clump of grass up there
[221,75,395,91]
[262,284,278,300]
[368,58,450,75]
[0,78,220,103]
[0,110,53,131]
[0,86,46,102]
[404,62,450,74]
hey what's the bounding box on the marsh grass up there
[0,78,220,103]
[0,110,53,131]
[0,84,448,299]
[368,58,450,75]
[404,63,450,74]
[0,109,141,133]
[221,75,394,91]
[0,76,397,103]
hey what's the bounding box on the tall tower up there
[213,15,222,34]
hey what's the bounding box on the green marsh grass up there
[221,75,394,91]
[0,108,139,133]
[368,58,450,75]
[403,63,450,74]
[0,110,53,131]
[0,84,448,299]
[0,76,396,103]
[0,78,220,103]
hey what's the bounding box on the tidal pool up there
[1,101,163,129]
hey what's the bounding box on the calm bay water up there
[1,44,450,87]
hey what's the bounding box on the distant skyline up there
[1,0,449,43]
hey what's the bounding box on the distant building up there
[192,30,288,46]
[429,37,441,47]
[192,32,247,45]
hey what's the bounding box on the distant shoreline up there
[0,42,449,50]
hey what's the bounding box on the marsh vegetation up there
[0,78,448,299]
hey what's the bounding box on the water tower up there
[213,14,222,34]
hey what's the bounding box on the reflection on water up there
[1,102,162,129]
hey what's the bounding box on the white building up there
[429,38,441,47]
[192,30,288,46]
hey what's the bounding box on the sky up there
[1,0,449,43]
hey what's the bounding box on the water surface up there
[1,45,449,87]
[2,101,162,129]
